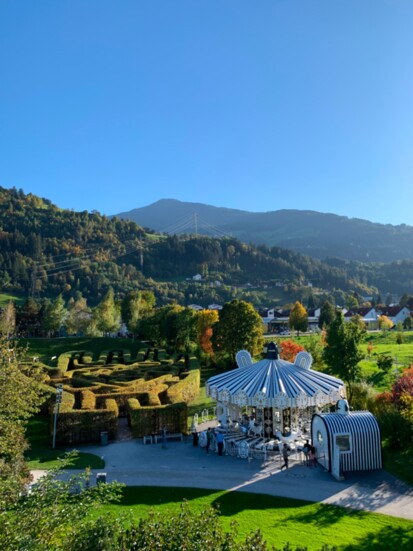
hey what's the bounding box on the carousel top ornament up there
[207,342,346,409]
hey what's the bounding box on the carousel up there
[205,343,346,457]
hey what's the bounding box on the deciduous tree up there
[279,340,304,362]
[0,339,45,508]
[323,311,365,401]
[378,315,393,332]
[212,300,264,365]
[288,301,308,335]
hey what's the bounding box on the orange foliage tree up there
[197,309,219,356]
[279,340,305,362]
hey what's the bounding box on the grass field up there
[90,486,413,550]
[0,291,25,307]
[25,416,104,470]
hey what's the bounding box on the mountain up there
[115,199,413,263]
[1,186,413,308]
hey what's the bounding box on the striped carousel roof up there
[206,343,346,409]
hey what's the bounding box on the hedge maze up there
[47,346,200,446]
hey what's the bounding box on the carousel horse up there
[275,428,302,444]
[248,420,264,437]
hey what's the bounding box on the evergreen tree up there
[318,300,335,329]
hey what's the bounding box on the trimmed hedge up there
[127,399,188,437]
[166,370,200,404]
[80,390,96,410]
[54,407,118,445]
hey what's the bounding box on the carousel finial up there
[266,342,279,360]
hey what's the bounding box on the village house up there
[344,307,379,330]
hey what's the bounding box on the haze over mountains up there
[115,199,413,263]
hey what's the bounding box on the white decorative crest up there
[209,387,218,400]
[329,390,341,404]
[219,389,230,404]
[274,392,289,409]
[236,350,253,368]
[295,392,309,408]
[254,391,268,408]
[294,352,313,370]
[234,390,249,407]
[314,390,329,407]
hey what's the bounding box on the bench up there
[143,435,153,444]
[154,432,183,444]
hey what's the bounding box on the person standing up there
[206,428,212,454]
[161,425,167,449]
[216,431,224,456]
[280,443,290,470]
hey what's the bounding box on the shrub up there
[377,354,393,372]
[165,370,200,405]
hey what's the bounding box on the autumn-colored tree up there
[197,309,219,356]
[0,300,16,337]
[378,315,393,331]
[288,301,308,335]
[279,340,305,362]
[392,366,413,404]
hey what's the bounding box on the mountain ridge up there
[114,199,413,263]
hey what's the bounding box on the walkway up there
[32,437,413,522]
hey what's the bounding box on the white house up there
[192,274,202,281]
[344,307,379,329]
[377,306,410,326]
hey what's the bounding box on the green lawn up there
[91,486,413,551]
[0,291,25,307]
[25,416,104,470]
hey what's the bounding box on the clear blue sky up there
[1,0,413,225]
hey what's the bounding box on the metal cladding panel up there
[206,358,345,406]
[320,412,382,472]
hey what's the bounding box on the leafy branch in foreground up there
[0,451,124,550]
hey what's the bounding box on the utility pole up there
[52,384,63,449]
[193,212,198,236]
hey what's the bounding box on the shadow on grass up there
[343,525,413,550]
[120,486,221,507]
[280,502,368,529]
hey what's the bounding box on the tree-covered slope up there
[2,186,413,306]
[116,199,413,263]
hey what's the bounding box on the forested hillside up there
[117,199,413,263]
[1,186,413,307]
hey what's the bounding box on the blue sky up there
[1,1,413,225]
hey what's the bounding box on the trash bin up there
[96,472,107,485]
[100,431,108,445]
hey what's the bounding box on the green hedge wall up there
[127,400,188,437]
[166,370,200,404]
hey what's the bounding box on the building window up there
[336,434,351,452]
[317,430,324,444]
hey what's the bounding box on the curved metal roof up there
[206,348,346,409]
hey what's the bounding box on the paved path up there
[32,438,413,522]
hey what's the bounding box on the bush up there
[377,354,393,372]
[349,382,377,411]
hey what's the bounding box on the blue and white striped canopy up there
[206,355,346,409]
